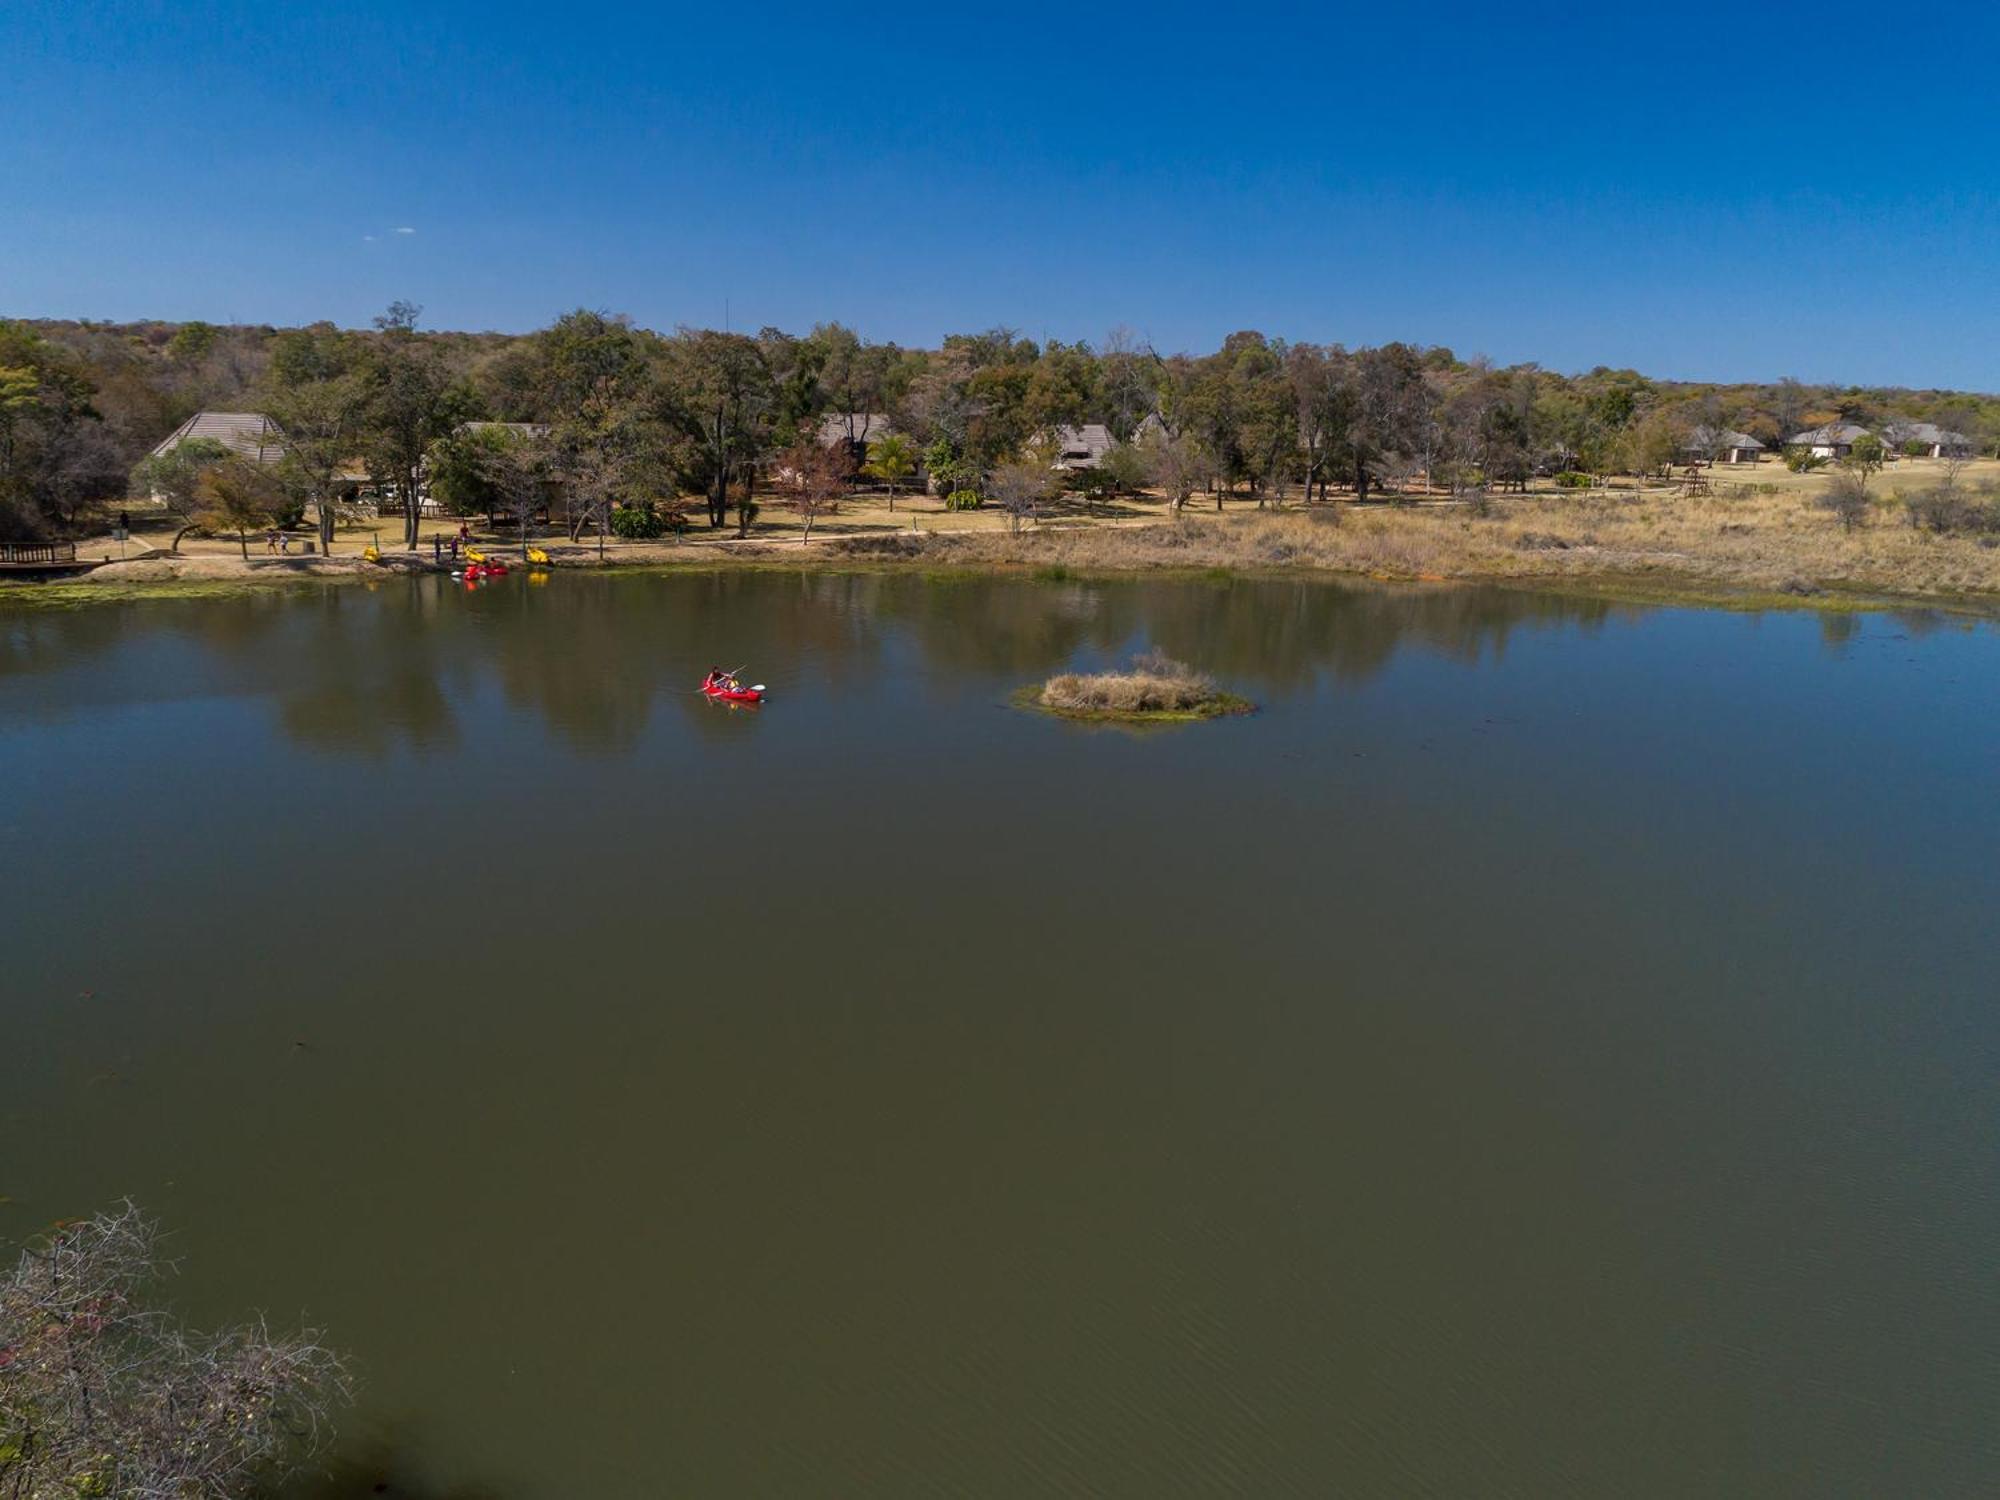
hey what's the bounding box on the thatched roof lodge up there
[150,411,284,464]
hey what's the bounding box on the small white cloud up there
[394,226,416,235]
[363,234,378,242]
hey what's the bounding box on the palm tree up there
[864,433,916,513]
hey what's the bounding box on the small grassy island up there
[1023,651,1254,724]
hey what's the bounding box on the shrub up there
[610,503,664,539]
[1905,484,2000,535]
[1784,447,1828,473]
[1552,470,1594,489]
[1814,471,1871,532]
[0,1204,350,1497]
[945,489,983,511]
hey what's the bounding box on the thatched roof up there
[1686,426,1763,451]
[1787,423,1871,445]
[149,411,283,463]
[1053,423,1114,467]
[817,413,895,447]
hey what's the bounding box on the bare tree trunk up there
[736,465,757,539]
[320,494,337,554]
[709,411,729,529]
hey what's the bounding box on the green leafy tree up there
[265,322,368,553]
[659,329,775,534]
[197,454,286,558]
[1097,440,1149,496]
[0,322,114,540]
[1844,432,1887,476]
[361,305,474,549]
[129,435,230,550]
[519,312,663,547]
[864,432,917,511]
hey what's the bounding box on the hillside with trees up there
[4,310,1997,544]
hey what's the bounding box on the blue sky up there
[4,0,1997,387]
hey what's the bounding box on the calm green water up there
[3,571,1996,1497]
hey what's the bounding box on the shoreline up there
[7,507,2000,620]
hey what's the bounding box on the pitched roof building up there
[1882,421,1973,458]
[1786,423,1872,458]
[817,413,896,450]
[1684,426,1765,464]
[150,411,284,464]
[1052,423,1115,469]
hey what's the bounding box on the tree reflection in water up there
[13,571,1975,761]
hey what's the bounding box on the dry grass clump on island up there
[1030,650,1253,722]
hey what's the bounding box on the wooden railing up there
[0,541,78,566]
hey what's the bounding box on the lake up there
[3,569,1996,1497]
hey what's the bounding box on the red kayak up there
[702,673,765,704]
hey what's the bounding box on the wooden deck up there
[0,541,101,578]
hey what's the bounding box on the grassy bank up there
[852,487,2000,613]
[11,466,2000,617]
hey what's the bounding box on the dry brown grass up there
[1036,651,1249,719]
[900,483,2000,608]
[40,457,2000,613]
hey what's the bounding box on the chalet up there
[1786,423,1872,460]
[149,411,284,465]
[1683,426,1765,465]
[1052,423,1114,470]
[816,412,896,463]
[1881,421,1973,459]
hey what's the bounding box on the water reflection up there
[3,573,1984,758]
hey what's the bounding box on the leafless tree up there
[1140,430,1213,512]
[1100,326,1158,440]
[987,459,1051,533]
[1815,469,1871,532]
[776,438,849,544]
[0,1203,350,1499]
[473,428,554,559]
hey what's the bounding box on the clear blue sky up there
[5,0,1996,388]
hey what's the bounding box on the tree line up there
[5,310,1998,545]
